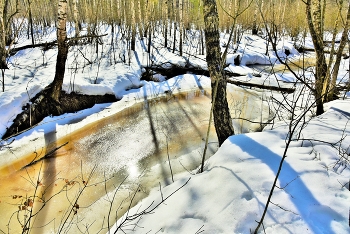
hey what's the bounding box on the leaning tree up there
[203,0,235,146]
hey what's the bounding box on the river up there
[0,84,272,234]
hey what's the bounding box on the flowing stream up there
[0,85,272,234]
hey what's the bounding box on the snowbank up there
[109,100,350,234]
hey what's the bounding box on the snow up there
[109,102,350,233]
[0,24,349,234]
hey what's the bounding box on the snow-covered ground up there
[109,99,350,233]
[0,24,349,233]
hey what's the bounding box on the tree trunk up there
[73,0,80,38]
[306,0,326,115]
[253,0,264,35]
[200,29,205,55]
[137,0,142,36]
[322,1,343,101]
[203,0,234,146]
[179,0,183,56]
[49,0,68,102]
[148,21,152,58]
[328,2,350,100]
[164,0,168,48]
[130,0,136,51]
[172,22,176,53]
[3,0,13,45]
[0,0,8,69]
[27,0,35,45]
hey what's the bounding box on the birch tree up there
[49,0,68,102]
[0,0,7,70]
[203,0,234,146]
[179,0,184,56]
[0,1,5,93]
[0,0,18,69]
[164,0,169,48]
[323,0,350,101]
[306,0,349,114]
[72,0,80,38]
[130,0,136,51]
[305,0,328,115]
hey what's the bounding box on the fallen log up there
[142,64,295,93]
[8,34,108,56]
[141,61,246,81]
[296,46,348,58]
[9,41,58,56]
[227,78,295,93]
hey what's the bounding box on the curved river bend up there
[0,85,272,234]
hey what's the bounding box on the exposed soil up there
[2,88,118,139]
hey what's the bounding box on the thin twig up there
[270,201,299,216]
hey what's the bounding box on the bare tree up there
[202,0,234,146]
[49,0,68,102]
[26,0,35,45]
[130,0,136,51]
[1,0,21,91]
[323,0,350,101]
[0,0,7,93]
[305,0,327,115]
[164,0,169,48]
[72,0,80,38]
[178,0,183,56]
[0,0,9,69]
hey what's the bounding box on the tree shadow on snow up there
[330,107,350,118]
[228,134,346,233]
[207,165,289,233]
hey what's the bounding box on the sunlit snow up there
[0,24,349,234]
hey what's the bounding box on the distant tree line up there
[1,0,349,139]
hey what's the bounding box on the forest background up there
[0,0,349,234]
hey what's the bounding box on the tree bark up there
[203,0,234,146]
[164,0,168,48]
[27,0,35,45]
[49,0,68,102]
[130,0,136,51]
[306,0,326,115]
[73,0,80,38]
[321,1,342,101]
[0,0,8,69]
[179,0,183,56]
[328,2,350,100]
[3,0,11,45]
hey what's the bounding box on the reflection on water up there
[0,86,272,233]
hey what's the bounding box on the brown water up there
[0,86,271,234]
[250,56,316,74]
